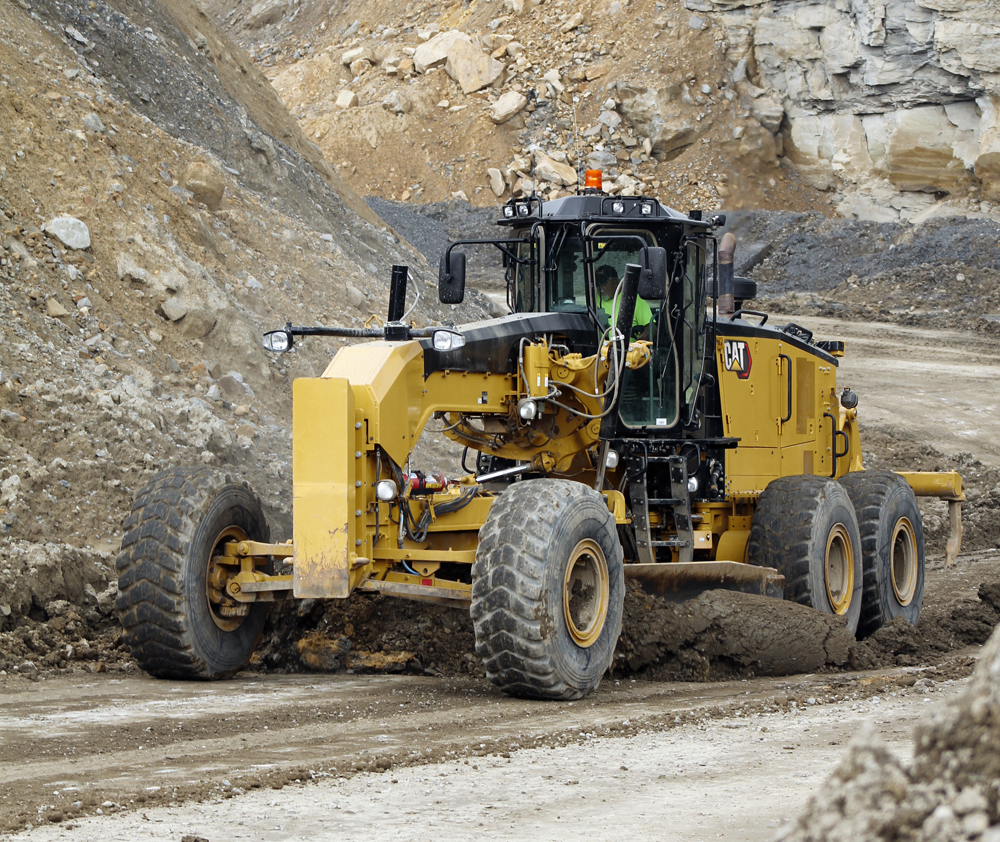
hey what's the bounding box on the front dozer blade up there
[625,561,784,603]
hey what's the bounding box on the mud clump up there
[254,593,483,678]
[253,572,1000,683]
[780,620,1000,842]
[853,582,1000,672]
[613,581,856,681]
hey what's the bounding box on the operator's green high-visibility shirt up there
[598,291,653,329]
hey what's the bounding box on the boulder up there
[45,216,90,250]
[749,95,784,133]
[487,167,506,196]
[336,90,359,109]
[180,162,225,211]
[444,38,505,94]
[349,59,372,77]
[542,69,565,93]
[381,91,411,114]
[180,308,217,339]
[533,150,578,186]
[560,12,585,33]
[162,296,188,322]
[341,46,374,66]
[617,85,698,158]
[245,0,286,29]
[45,297,70,317]
[489,91,528,123]
[413,30,469,74]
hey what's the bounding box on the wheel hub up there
[206,526,250,631]
[891,517,917,606]
[562,539,610,648]
[824,524,854,615]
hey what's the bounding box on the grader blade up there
[625,562,784,603]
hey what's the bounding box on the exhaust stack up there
[718,232,736,318]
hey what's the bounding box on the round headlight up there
[376,479,398,502]
[518,399,537,420]
[605,449,619,470]
[612,201,625,214]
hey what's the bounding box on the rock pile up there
[780,619,1000,842]
[221,0,809,213]
[0,0,487,676]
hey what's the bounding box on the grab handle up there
[779,354,792,425]
[824,412,850,478]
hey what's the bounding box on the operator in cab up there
[596,264,652,339]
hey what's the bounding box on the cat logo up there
[723,340,752,380]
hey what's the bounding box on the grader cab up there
[116,180,965,699]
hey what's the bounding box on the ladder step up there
[647,498,684,506]
[652,539,690,548]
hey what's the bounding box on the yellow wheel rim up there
[890,517,918,606]
[825,524,854,615]
[206,525,248,632]
[562,539,610,648]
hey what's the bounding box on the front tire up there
[838,471,925,638]
[116,467,271,679]
[471,479,624,700]
[748,475,863,635]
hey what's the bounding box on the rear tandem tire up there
[838,471,925,639]
[471,479,625,700]
[116,467,271,679]
[747,475,863,635]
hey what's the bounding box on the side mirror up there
[638,246,667,300]
[439,251,467,304]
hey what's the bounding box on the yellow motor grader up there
[116,181,965,699]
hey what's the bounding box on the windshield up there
[518,224,681,430]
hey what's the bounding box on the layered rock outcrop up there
[695,0,1000,220]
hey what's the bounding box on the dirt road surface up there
[0,653,972,841]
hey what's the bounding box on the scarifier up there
[116,172,964,699]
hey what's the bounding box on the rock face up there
[698,0,1000,219]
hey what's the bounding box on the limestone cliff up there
[694,0,1000,220]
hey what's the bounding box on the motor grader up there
[116,174,965,699]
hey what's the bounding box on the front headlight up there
[432,330,466,352]
[262,330,292,353]
[376,479,398,502]
[612,201,625,214]
[518,398,537,420]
